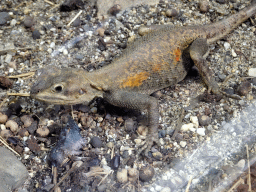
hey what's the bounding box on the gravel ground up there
[0,0,256,191]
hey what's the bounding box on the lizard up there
[30,1,256,157]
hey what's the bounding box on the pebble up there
[10,19,17,26]
[199,1,209,13]
[32,30,41,39]
[72,18,81,27]
[180,141,187,148]
[190,116,199,128]
[249,68,256,77]
[197,128,206,136]
[0,147,29,191]
[237,81,251,96]
[90,107,97,113]
[108,4,122,16]
[224,42,230,50]
[111,154,121,170]
[6,120,19,133]
[161,187,171,192]
[198,115,211,126]
[0,12,11,25]
[117,169,128,183]
[63,49,68,55]
[91,136,102,148]
[137,125,147,136]
[236,159,245,170]
[181,123,194,132]
[152,151,163,160]
[24,16,34,28]
[36,126,50,137]
[139,165,155,182]
[20,115,33,128]
[216,0,226,4]
[1,129,11,138]
[166,9,178,17]
[231,49,237,57]
[0,113,8,124]
[49,42,55,48]
[124,118,134,132]
[5,54,13,64]
[97,27,105,37]
[0,124,6,130]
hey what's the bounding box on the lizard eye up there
[53,84,64,93]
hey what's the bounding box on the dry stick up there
[97,170,113,186]
[227,178,244,192]
[44,0,55,5]
[0,136,20,156]
[7,92,30,97]
[185,176,193,192]
[246,144,252,192]
[67,10,83,27]
[7,71,35,79]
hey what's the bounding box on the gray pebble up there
[216,0,226,4]
[0,12,11,25]
[124,118,135,132]
[32,30,41,40]
[237,81,251,96]
[0,147,28,191]
[139,165,155,182]
[91,136,102,148]
[199,1,210,13]
[72,18,81,27]
[166,9,178,17]
[198,115,211,126]
[24,16,34,28]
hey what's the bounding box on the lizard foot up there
[136,135,161,158]
[208,86,242,100]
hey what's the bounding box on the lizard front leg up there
[189,38,241,99]
[103,90,160,157]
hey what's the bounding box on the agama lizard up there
[31,1,256,156]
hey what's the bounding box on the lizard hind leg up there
[189,38,241,100]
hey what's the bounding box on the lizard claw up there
[136,135,161,158]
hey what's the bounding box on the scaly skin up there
[31,1,256,157]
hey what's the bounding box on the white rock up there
[197,128,205,136]
[249,68,256,77]
[161,187,171,192]
[10,19,17,26]
[117,169,128,183]
[224,42,230,50]
[231,49,237,57]
[63,49,68,55]
[181,123,194,131]
[50,42,55,48]
[180,141,187,148]
[155,185,162,191]
[5,54,12,63]
[236,159,245,170]
[190,116,199,128]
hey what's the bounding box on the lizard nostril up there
[54,85,63,92]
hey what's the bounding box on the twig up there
[185,176,193,192]
[0,136,20,156]
[98,170,113,186]
[246,144,252,191]
[7,71,35,79]
[227,178,244,192]
[7,92,30,97]
[44,0,55,5]
[67,10,83,27]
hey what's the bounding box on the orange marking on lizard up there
[121,72,149,88]
[152,63,162,72]
[174,48,181,62]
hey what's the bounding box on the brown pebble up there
[27,136,41,152]
[97,27,105,37]
[24,16,34,28]
[138,25,151,36]
[108,4,121,16]
[166,9,178,17]
[237,81,251,96]
[36,126,50,137]
[139,165,155,182]
[117,116,123,123]
[19,128,29,137]
[20,115,33,128]
[137,125,147,136]
[128,168,139,183]
[0,76,13,89]
[0,113,8,124]
[0,129,12,138]
[125,118,135,132]
[198,115,211,126]
[199,1,210,13]
[6,120,19,132]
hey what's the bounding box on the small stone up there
[18,128,29,137]
[0,113,8,124]
[91,136,102,148]
[5,54,12,63]
[117,169,128,183]
[106,142,114,148]
[216,0,226,4]
[180,141,187,148]
[166,9,178,17]
[138,25,151,36]
[158,130,166,138]
[181,123,194,131]
[117,116,123,123]
[161,187,171,192]
[10,19,17,26]
[90,107,97,113]
[24,16,34,28]
[197,128,205,136]
[63,49,68,55]
[224,42,230,50]
[128,168,138,177]
[199,1,209,13]
[190,116,199,128]
[236,159,245,170]
[152,151,163,160]
[0,12,11,25]
[20,115,33,128]
[108,4,121,16]
[36,126,50,137]
[137,125,147,136]
[50,42,55,48]
[231,49,237,57]
[237,81,251,96]
[139,165,155,182]
[134,138,142,145]
[124,118,135,132]
[32,30,41,39]
[249,68,256,77]
[111,154,120,170]
[0,129,11,138]
[198,115,211,126]
[0,124,6,130]
[72,18,81,27]
[97,27,105,37]
[6,120,19,133]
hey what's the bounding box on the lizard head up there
[30,66,103,105]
